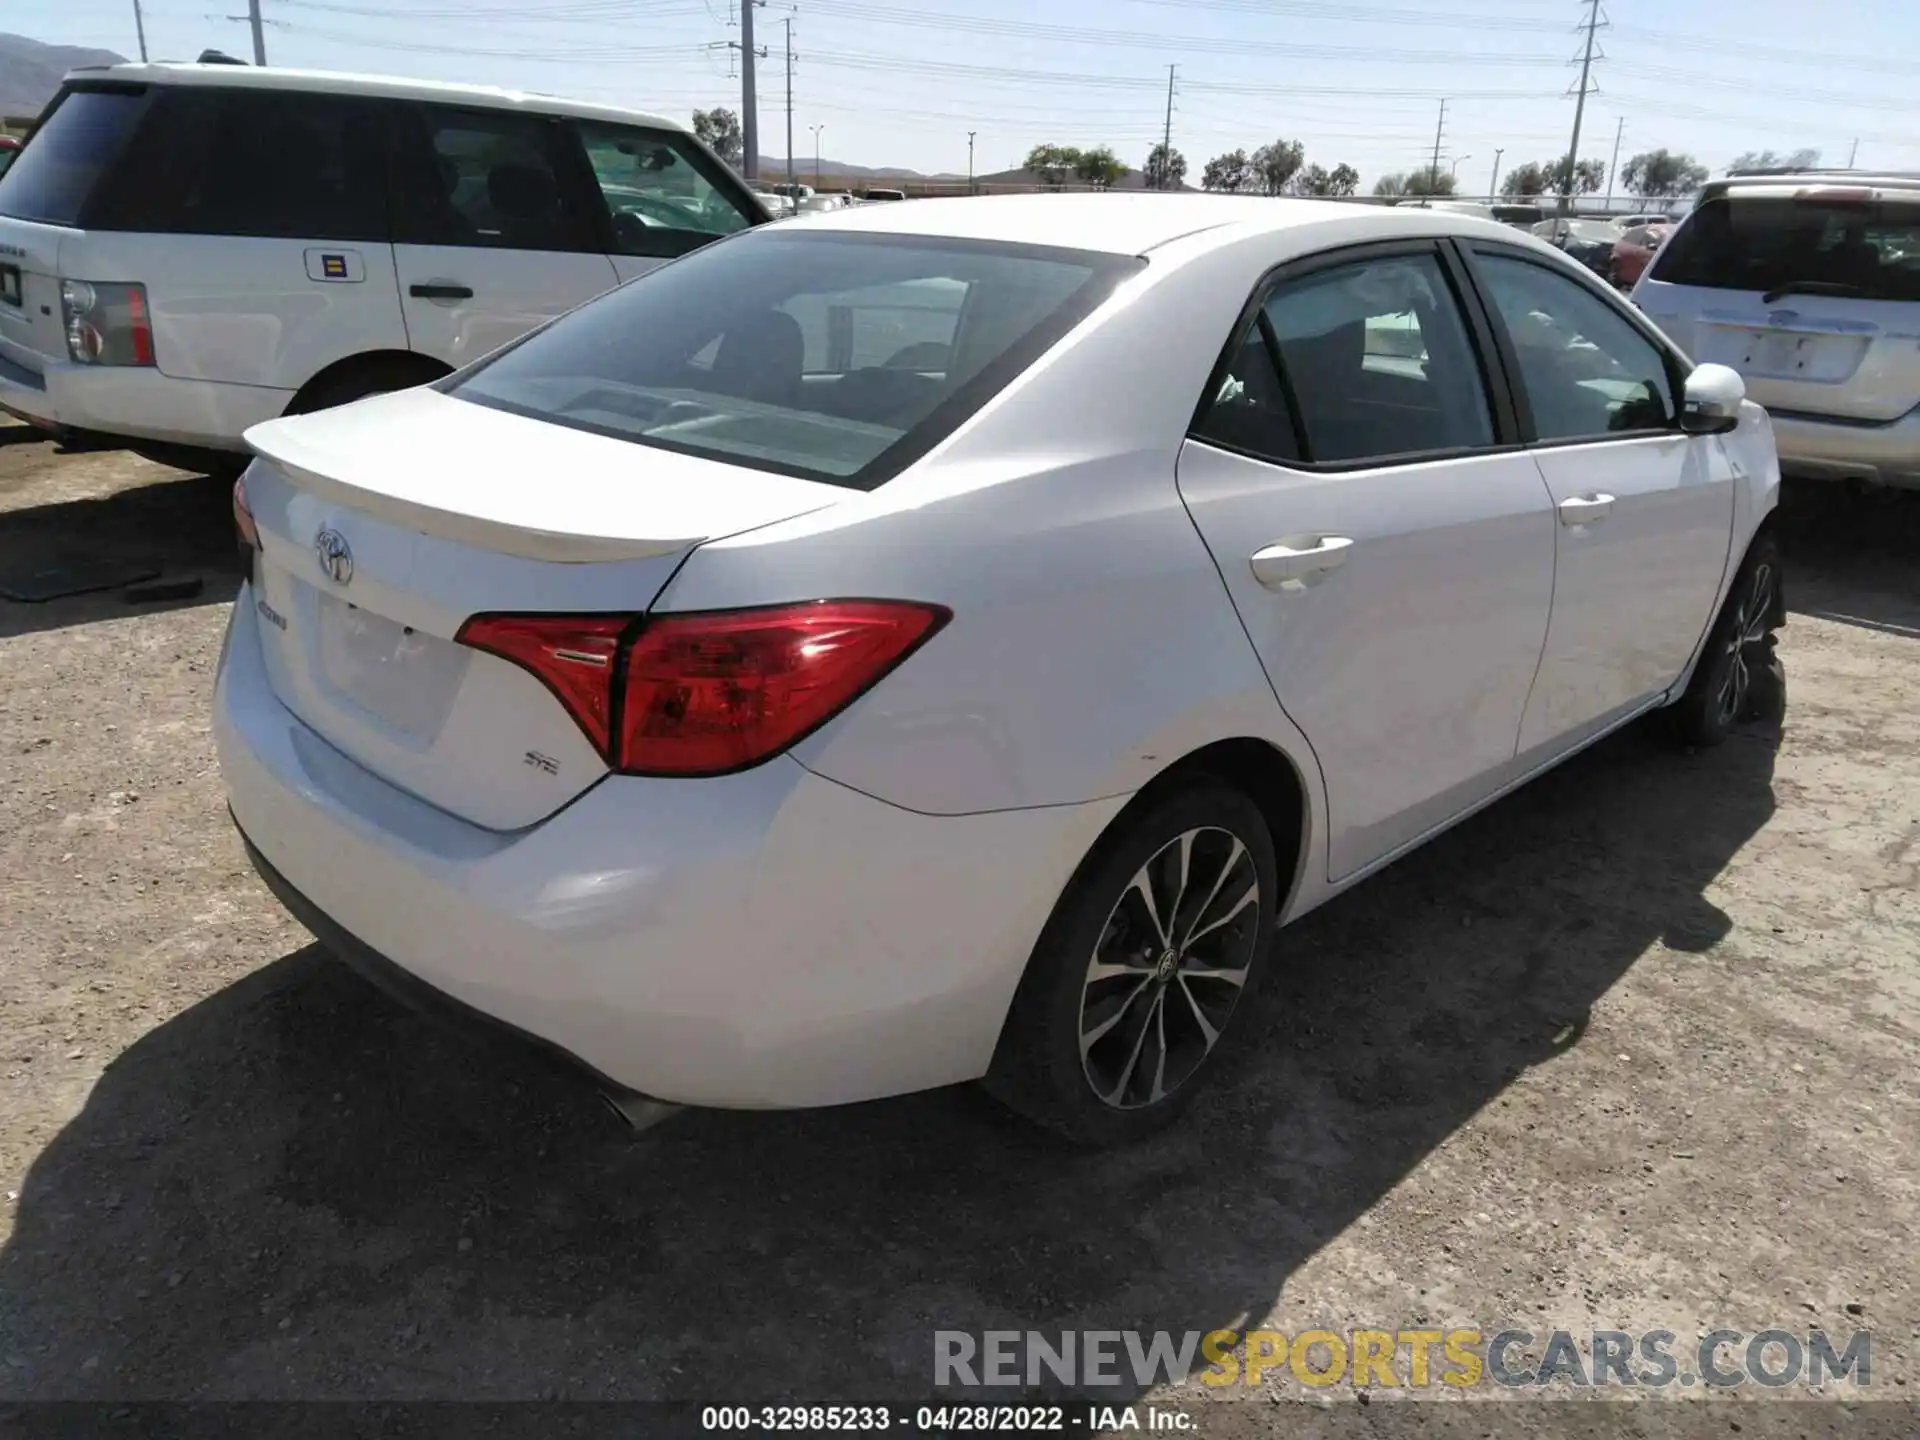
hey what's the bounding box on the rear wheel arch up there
[284,351,452,417]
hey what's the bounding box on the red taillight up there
[232,475,261,551]
[456,600,948,778]
[455,614,633,759]
[125,285,154,366]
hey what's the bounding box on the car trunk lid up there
[240,387,844,829]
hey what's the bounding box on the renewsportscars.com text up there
[934,1327,1872,1390]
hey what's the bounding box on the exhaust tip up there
[600,1090,684,1134]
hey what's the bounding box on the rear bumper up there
[1766,407,1920,490]
[0,335,290,452]
[214,590,1123,1108]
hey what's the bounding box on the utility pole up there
[1489,147,1504,202]
[967,130,976,194]
[810,123,824,186]
[1846,137,1859,169]
[783,16,794,195]
[739,0,761,181]
[132,0,149,60]
[1428,97,1446,194]
[1604,114,1624,212]
[1559,0,1604,214]
[248,0,267,63]
[1159,65,1176,189]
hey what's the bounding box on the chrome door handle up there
[1558,492,1615,526]
[1250,535,1354,589]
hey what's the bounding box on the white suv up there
[1632,172,1920,489]
[0,64,767,469]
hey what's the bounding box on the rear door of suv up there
[1636,187,1920,424]
[387,103,619,369]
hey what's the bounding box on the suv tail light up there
[457,600,948,777]
[62,280,155,367]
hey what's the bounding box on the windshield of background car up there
[1652,194,1920,300]
[0,86,146,225]
[451,230,1140,489]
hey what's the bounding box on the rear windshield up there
[452,230,1139,489]
[0,86,147,226]
[1652,194,1920,301]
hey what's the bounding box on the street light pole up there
[1451,154,1471,180]
[1489,147,1504,202]
[810,123,824,187]
[967,130,976,194]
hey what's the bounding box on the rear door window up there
[573,121,757,259]
[1260,251,1495,463]
[1652,195,1920,302]
[392,106,594,252]
[0,86,147,226]
[86,88,388,240]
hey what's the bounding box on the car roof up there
[62,62,683,131]
[1698,172,1920,205]
[786,191,1538,256]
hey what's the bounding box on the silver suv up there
[1632,171,1920,489]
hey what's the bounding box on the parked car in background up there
[0,63,768,469]
[863,187,906,202]
[1492,203,1545,229]
[1634,171,1920,488]
[752,190,797,218]
[1533,218,1619,278]
[1614,213,1674,230]
[217,195,1780,1146]
[1610,222,1670,288]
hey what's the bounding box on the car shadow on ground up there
[0,709,1779,1401]
[0,467,244,642]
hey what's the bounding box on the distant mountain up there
[753,154,962,182]
[1,33,126,118]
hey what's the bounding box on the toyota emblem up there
[315,527,353,585]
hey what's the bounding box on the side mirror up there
[1681,362,1744,435]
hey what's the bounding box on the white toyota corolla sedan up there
[216,194,1783,1146]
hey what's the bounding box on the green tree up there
[1202,149,1251,193]
[1620,149,1708,199]
[1025,143,1082,188]
[1546,156,1606,196]
[1729,147,1821,173]
[1144,142,1188,190]
[690,107,742,168]
[1294,162,1360,197]
[1403,164,1459,197]
[1074,145,1127,189]
[1499,161,1552,198]
[1251,138,1305,196]
[1373,172,1408,197]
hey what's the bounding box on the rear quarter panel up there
[652,226,1334,888]
[65,229,408,393]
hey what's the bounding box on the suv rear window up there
[0,86,147,226]
[1652,194,1920,301]
[450,230,1139,489]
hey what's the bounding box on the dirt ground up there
[1,415,1916,1431]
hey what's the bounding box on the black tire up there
[983,782,1279,1147]
[285,357,444,417]
[1668,530,1784,747]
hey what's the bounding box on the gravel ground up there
[0,416,1916,1431]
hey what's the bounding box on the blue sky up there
[16,0,1920,188]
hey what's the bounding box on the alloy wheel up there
[1077,826,1261,1110]
[1716,560,1776,727]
